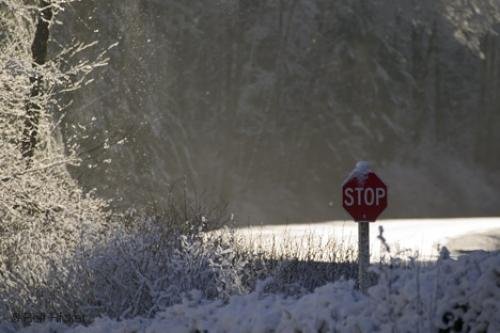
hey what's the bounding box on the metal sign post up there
[342,162,387,293]
[358,221,370,292]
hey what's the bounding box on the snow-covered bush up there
[8,212,354,323]
[0,199,360,325]
[71,219,250,320]
[7,250,498,333]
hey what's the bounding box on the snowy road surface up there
[233,218,500,261]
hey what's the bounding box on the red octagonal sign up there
[342,163,387,222]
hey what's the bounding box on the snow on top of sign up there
[343,161,372,185]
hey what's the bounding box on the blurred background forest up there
[54,0,500,224]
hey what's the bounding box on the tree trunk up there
[21,0,52,163]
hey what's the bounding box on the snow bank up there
[6,250,500,333]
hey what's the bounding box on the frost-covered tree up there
[0,0,111,318]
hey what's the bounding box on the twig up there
[0,158,77,182]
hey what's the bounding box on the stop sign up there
[342,165,387,222]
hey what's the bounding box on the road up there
[232,218,500,261]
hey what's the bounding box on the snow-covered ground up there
[3,218,499,333]
[7,249,500,333]
[232,218,500,261]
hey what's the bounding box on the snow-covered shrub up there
[8,250,498,333]
[214,226,359,295]
[242,248,357,296]
[366,250,500,332]
[70,219,250,320]
[0,210,358,325]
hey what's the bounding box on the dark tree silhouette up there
[21,0,53,163]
